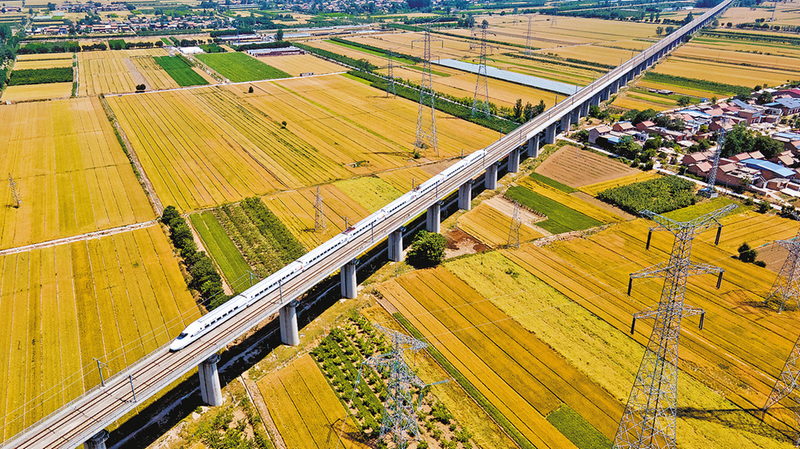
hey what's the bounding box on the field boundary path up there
[99,95,165,215]
[0,220,157,256]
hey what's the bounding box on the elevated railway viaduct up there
[4,1,733,447]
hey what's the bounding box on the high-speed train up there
[169,149,487,351]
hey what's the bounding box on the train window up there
[178,332,187,339]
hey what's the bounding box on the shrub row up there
[232,41,291,51]
[7,67,72,86]
[642,72,750,97]
[161,206,228,309]
[239,197,306,263]
[293,42,376,71]
[329,37,422,63]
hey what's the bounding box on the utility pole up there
[314,186,326,233]
[472,22,492,118]
[615,204,736,449]
[507,200,522,249]
[8,174,20,208]
[412,26,441,157]
[361,325,445,449]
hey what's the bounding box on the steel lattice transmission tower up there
[313,186,326,233]
[386,49,396,98]
[8,174,20,208]
[507,200,522,249]
[412,26,440,157]
[524,15,534,56]
[362,325,442,448]
[615,204,737,449]
[472,23,491,118]
[764,214,800,313]
[698,121,728,198]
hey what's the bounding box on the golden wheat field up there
[13,59,73,70]
[78,48,172,95]
[0,98,153,250]
[1,83,73,102]
[0,226,199,442]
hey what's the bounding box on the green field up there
[547,404,613,449]
[195,52,291,82]
[529,173,577,194]
[153,56,209,87]
[506,186,602,234]
[190,211,252,292]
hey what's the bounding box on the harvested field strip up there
[257,54,343,77]
[458,203,543,247]
[653,57,798,89]
[190,211,251,291]
[581,172,660,196]
[536,145,636,188]
[0,227,198,440]
[258,354,365,449]
[518,178,624,224]
[0,98,152,250]
[263,184,370,250]
[377,280,572,449]
[131,56,179,90]
[334,177,402,213]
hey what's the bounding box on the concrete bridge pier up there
[580,101,590,117]
[590,94,600,108]
[571,107,581,123]
[545,123,557,144]
[527,135,540,158]
[388,229,403,262]
[508,148,521,173]
[458,181,473,210]
[279,301,299,346]
[341,260,357,298]
[560,114,572,135]
[85,430,110,449]
[198,354,223,407]
[485,162,498,190]
[426,202,441,233]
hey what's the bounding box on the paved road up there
[3,1,733,446]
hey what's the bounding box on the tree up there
[752,135,782,159]
[135,84,146,92]
[522,102,533,121]
[665,25,674,34]
[161,205,180,224]
[248,86,254,93]
[481,19,488,29]
[407,231,447,268]
[613,136,641,159]
[738,242,757,263]
[677,96,692,107]
[513,99,523,120]
[757,90,773,105]
[276,28,284,41]
[656,26,664,35]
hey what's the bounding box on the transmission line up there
[314,186,326,233]
[412,25,441,157]
[472,22,492,118]
[8,174,20,208]
[507,200,522,249]
[614,204,736,449]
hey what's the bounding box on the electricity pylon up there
[314,186,326,233]
[507,201,522,249]
[8,174,20,208]
[361,325,443,449]
[386,49,396,98]
[525,15,534,56]
[698,120,728,198]
[764,214,800,313]
[615,204,737,449]
[412,26,440,157]
[472,22,491,118]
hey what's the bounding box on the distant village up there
[586,87,800,201]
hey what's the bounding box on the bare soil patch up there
[536,145,637,188]
[445,228,489,258]
[757,244,788,273]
